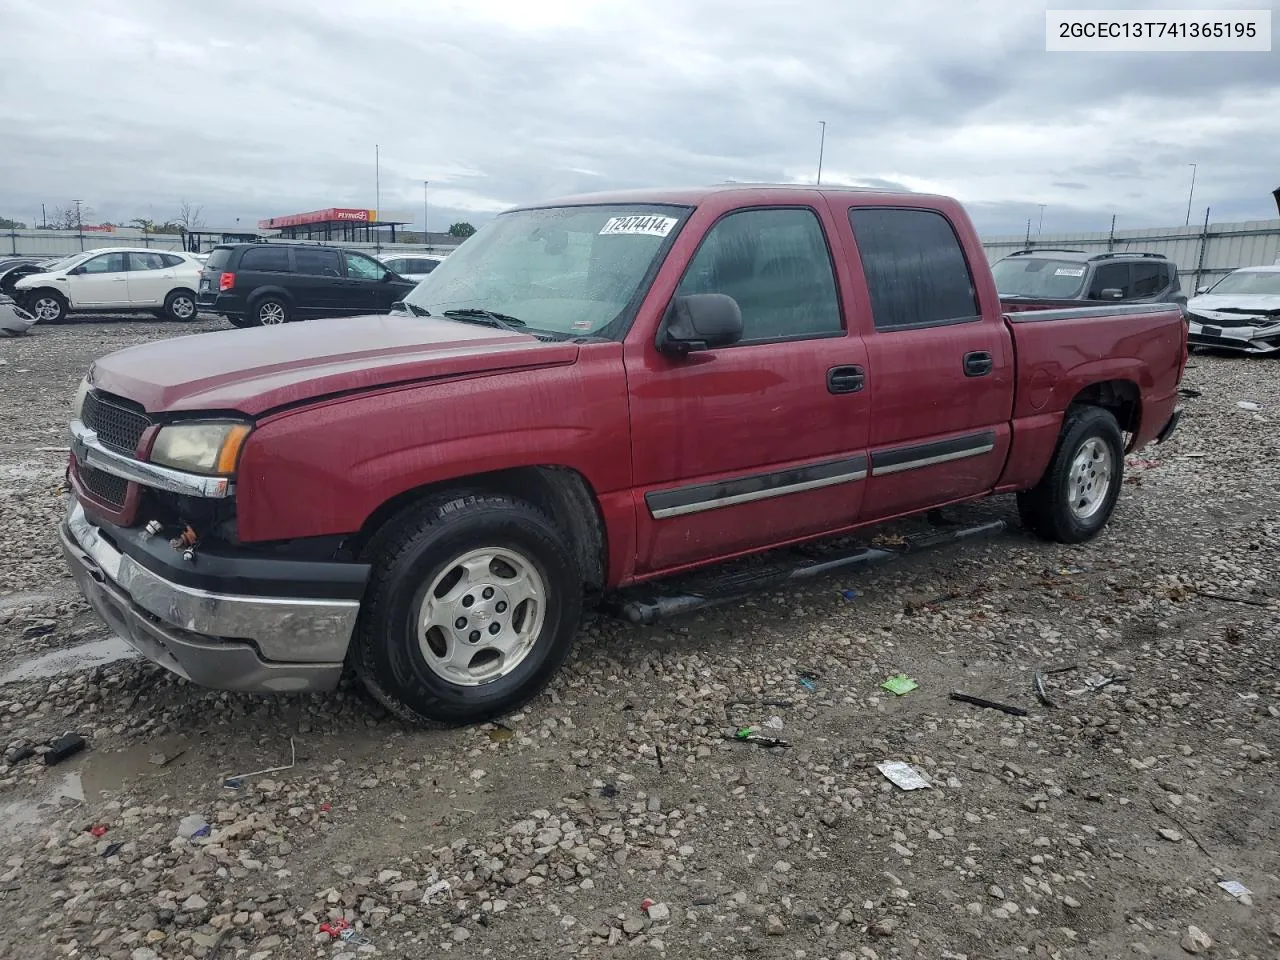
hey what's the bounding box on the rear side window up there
[414,258,439,273]
[239,246,291,272]
[848,208,979,330]
[1131,261,1166,297]
[675,207,842,343]
[160,253,185,267]
[204,248,232,271]
[130,252,167,271]
[294,248,343,277]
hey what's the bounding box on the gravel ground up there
[1,317,1277,960]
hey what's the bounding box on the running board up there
[604,519,1009,625]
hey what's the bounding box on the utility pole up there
[374,144,382,253]
[40,203,46,229]
[1037,204,1046,236]
[73,199,84,250]
[816,121,826,186]
[423,180,429,250]
[1184,163,1197,226]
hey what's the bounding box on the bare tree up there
[175,200,204,235]
[49,205,93,230]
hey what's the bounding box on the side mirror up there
[67,266,84,276]
[1195,284,1209,294]
[658,293,743,356]
[1100,288,1125,300]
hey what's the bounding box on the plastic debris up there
[764,715,785,730]
[88,824,108,838]
[421,879,452,903]
[320,919,351,938]
[881,674,918,696]
[876,761,931,791]
[223,736,296,787]
[1217,880,1251,899]
[102,842,122,858]
[949,692,1028,716]
[798,675,817,692]
[487,724,515,743]
[177,814,209,840]
[44,733,86,766]
[726,727,789,748]
[840,589,860,600]
[1236,400,1261,411]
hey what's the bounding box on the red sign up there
[81,224,116,233]
[257,208,376,230]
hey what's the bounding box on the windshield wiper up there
[441,308,527,331]
[392,300,431,317]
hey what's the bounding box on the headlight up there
[71,378,90,422]
[150,421,251,475]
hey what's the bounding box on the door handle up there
[827,365,865,394]
[963,352,993,377]
[112,277,128,282]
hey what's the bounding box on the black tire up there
[226,314,253,329]
[1017,406,1125,544]
[27,289,67,324]
[352,493,583,726]
[163,289,198,322]
[249,296,289,326]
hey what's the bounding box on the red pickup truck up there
[59,185,1187,725]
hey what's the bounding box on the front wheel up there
[28,290,67,323]
[1017,406,1124,544]
[352,494,583,726]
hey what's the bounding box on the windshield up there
[1205,270,1280,296]
[991,257,1088,298]
[402,203,689,338]
[38,253,89,273]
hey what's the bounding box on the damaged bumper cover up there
[59,501,368,693]
[0,296,36,336]
[1186,313,1280,354]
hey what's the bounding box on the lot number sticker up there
[1054,267,1086,277]
[599,215,678,237]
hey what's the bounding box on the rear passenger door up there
[125,251,175,306]
[843,206,1015,520]
[235,245,293,308]
[292,248,346,315]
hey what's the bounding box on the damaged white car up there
[1186,265,1280,355]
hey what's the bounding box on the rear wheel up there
[28,290,67,323]
[250,296,289,326]
[352,494,583,726]
[1017,406,1124,543]
[163,289,197,321]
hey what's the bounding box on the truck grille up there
[79,463,129,508]
[82,391,151,454]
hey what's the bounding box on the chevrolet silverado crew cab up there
[60,185,1187,725]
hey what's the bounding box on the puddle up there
[0,770,84,838]
[0,637,137,685]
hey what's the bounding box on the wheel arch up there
[1067,379,1140,449]
[349,465,608,597]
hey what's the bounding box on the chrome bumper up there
[58,502,356,693]
[69,418,234,498]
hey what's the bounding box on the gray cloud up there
[0,0,1275,237]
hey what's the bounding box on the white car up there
[13,248,204,323]
[1185,265,1280,355]
[378,253,444,282]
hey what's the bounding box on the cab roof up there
[512,183,937,211]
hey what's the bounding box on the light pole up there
[72,199,84,250]
[1184,163,1197,226]
[816,121,826,186]
[374,144,381,253]
[1037,204,1046,237]
[423,180,429,250]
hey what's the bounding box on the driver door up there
[340,250,397,314]
[69,251,131,307]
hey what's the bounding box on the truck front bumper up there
[59,502,365,693]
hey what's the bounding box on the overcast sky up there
[0,0,1276,238]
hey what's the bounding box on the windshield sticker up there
[599,215,678,238]
[1054,267,1086,277]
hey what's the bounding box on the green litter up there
[881,674,919,696]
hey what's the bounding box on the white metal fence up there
[980,217,1280,295]
[1,228,453,259]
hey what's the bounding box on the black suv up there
[991,250,1187,313]
[197,242,418,327]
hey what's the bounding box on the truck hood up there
[88,313,580,415]
[1186,293,1280,322]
